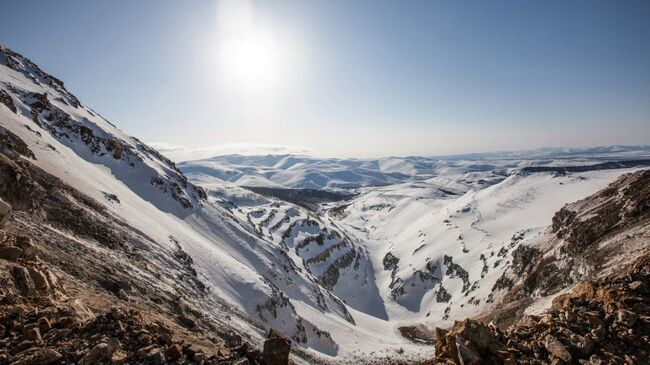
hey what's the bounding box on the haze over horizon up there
[1,0,649,159]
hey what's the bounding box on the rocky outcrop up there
[552,169,650,255]
[425,254,650,364]
[261,329,291,365]
[486,169,650,328]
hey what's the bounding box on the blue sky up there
[1,0,649,159]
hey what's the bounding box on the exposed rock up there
[0,245,22,261]
[616,309,638,327]
[383,252,400,271]
[78,339,120,365]
[261,328,291,365]
[452,319,491,353]
[0,89,16,113]
[544,335,571,362]
[23,327,43,342]
[13,265,35,295]
[28,267,50,291]
[424,254,650,364]
[38,317,52,334]
[165,343,183,361]
[15,235,37,259]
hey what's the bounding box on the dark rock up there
[261,328,291,365]
[37,317,52,334]
[0,245,23,261]
[13,266,35,295]
[165,343,183,361]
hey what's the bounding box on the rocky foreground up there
[425,254,650,364]
[0,198,292,365]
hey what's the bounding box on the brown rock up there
[78,339,120,365]
[146,348,166,365]
[111,350,128,365]
[23,327,42,342]
[12,266,35,295]
[544,335,571,362]
[43,328,71,341]
[15,236,37,259]
[583,311,604,328]
[261,328,291,365]
[0,245,23,261]
[56,316,76,329]
[38,317,52,334]
[136,344,157,358]
[28,267,50,291]
[165,344,183,361]
[570,334,594,355]
[591,327,607,343]
[451,319,491,353]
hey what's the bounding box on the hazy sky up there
[1,0,649,159]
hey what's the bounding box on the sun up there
[212,0,293,97]
[218,30,283,93]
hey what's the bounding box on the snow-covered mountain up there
[179,148,650,190]
[1,43,648,364]
[0,43,378,362]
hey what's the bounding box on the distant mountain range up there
[179,146,650,190]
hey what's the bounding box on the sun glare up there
[213,0,295,97]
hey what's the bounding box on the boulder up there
[0,245,23,261]
[165,344,183,361]
[261,328,291,365]
[13,266,35,295]
[451,319,491,353]
[78,339,120,365]
[544,335,571,362]
[23,327,42,342]
[111,350,128,365]
[15,236,37,259]
[28,267,50,291]
[37,317,52,334]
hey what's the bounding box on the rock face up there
[426,254,650,364]
[485,170,650,329]
[261,329,291,365]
